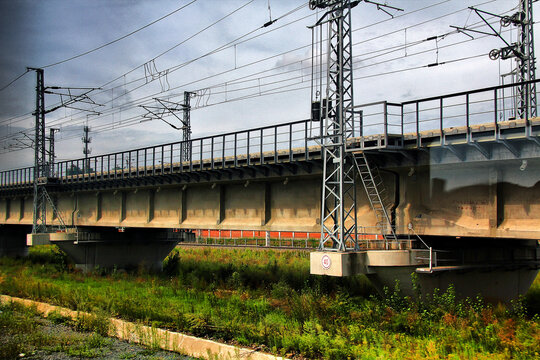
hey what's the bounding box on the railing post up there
[152,147,156,176]
[136,150,139,177]
[260,128,263,165]
[234,133,238,167]
[247,131,251,165]
[189,141,193,171]
[144,149,147,176]
[128,152,132,178]
[222,135,226,168]
[200,139,203,170]
[211,137,214,169]
[384,101,388,146]
[305,120,309,160]
[274,127,277,163]
[440,98,444,146]
[416,101,420,147]
[525,83,530,137]
[466,93,471,142]
[400,104,404,146]
[170,144,173,173]
[289,123,293,161]
[161,146,164,174]
[494,89,499,141]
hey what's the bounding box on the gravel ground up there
[1,308,195,360]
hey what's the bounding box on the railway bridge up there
[1,81,539,302]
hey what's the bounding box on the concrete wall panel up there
[222,183,263,227]
[124,190,148,224]
[152,189,181,226]
[99,192,122,225]
[77,193,98,225]
[268,179,319,231]
[183,185,219,227]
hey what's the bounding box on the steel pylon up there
[311,0,358,251]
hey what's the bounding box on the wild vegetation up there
[0,300,192,359]
[0,245,539,359]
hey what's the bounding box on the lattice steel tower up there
[517,0,536,118]
[28,67,48,233]
[310,0,358,251]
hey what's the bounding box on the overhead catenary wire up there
[0,0,465,127]
[0,13,511,148]
[0,0,513,149]
[38,51,491,148]
[43,0,490,128]
[0,48,491,156]
[41,0,198,69]
[0,69,30,93]
[41,6,512,135]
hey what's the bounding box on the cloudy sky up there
[0,0,530,170]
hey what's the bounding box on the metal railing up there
[348,79,540,150]
[2,80,539,188]
[0,119,320,188]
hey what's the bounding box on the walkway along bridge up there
[1,80,539,302]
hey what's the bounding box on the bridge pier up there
[311,239,540,303]
[0,225,30,258]
[28,227,193,271]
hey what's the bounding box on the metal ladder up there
[353,152,397,245]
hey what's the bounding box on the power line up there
[0,15,510,147]
[0,69,30,93]
[0,0,455,127]
[0,0,511,146]
[41,0,198,69]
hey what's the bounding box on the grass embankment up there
[1,300,112,359]
[0,300,192,359]
[0,245,539,359]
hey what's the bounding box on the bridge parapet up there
[2,80,540,191]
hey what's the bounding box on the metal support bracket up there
[497,139,521,158]
[442,145,465,161]
[470,141,491,159]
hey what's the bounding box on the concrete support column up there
[178,188,186,224]
[147,190,155,223]
[217,184,225,225]
[19,198,24,221]
[488,168,503,235]
[96,192,102,222]
[262,182,271,226]
[70,193,78,227]
[119,191,126,223]
[4,199,10,221]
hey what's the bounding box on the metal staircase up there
[352,152,397,245]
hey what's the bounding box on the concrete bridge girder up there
[0,156,540,239]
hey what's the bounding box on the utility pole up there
[310,0,358,252]
[465,0,536,119]
[517,0,536,118]
[309,0,401,251]
[140,91,195,161]
[82,124,91,172]
[182,91,194,161]
[27,67,100,234]
[28,67,47,234]
[48,128,59,177]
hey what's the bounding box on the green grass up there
[0,301,111,360]
[1,245,539,359]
